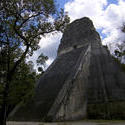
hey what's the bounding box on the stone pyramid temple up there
[9,17,125,121]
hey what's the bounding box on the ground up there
[7,120,125,125]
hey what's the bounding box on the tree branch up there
[8,17,31,80]
[13,16,28,45]
[32,29,55,39]
[19,12,43,28]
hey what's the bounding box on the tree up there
[114,23,125,61]
[7,60,37,116]
[37,53,48,73]
[0,0,70,124]
[0,47,47,117]
[0,45,39,123]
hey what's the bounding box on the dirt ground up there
[7,121,125,125]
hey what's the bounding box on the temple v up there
[9,17,125,121]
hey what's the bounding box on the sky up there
[30,0,125,71]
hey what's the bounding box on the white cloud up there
[64,0,125,54]
[64,0,107,28]
[102,1,125,51]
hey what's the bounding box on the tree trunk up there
[0,71,12,125]
[0,94,7,125]
[0,81,9,125]
[0,42,10,125]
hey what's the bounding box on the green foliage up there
[115,23,125,60]
[0,36,48,119]
[114,49,125,57]
[8,60,36,105]
[0,46,47,114]
[103,45,108,49]
[121,23,125,33]
[36,53,48,73]
[54,9,70,32]
[38,67,43,72]
[0,55,37,113]
[37,53,48,66]
[112,56,125,72]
